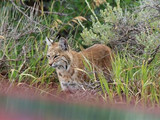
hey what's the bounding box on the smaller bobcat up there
[46,37,113,92]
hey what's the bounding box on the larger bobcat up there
[46,37,113,92]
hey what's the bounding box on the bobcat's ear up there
[59,37,68,51]
[45,37,53,46]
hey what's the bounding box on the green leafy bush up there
[81,0,160,59]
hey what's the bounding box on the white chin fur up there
[60,81,83,92]
[51,63,58,68]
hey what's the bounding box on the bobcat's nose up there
[49,63,52,66]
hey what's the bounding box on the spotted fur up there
[46,37,113,92]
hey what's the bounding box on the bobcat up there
[46,37,113,92]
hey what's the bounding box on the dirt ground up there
[0,76,100,103]
[0,75,159,111]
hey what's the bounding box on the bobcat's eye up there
[54,55,58,59]
[47,55,50,58]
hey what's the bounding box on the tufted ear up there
[45,37,53,46]
[59,37,69,51]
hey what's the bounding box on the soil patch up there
[0,76,159,112]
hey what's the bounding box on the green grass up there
[103,52,160,105]
[76,51,160,106]
[0,2,56,87]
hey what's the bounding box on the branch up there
[146,44,160,64]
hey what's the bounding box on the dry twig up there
[147,44,160,64]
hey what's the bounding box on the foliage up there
[16,0,140,42]
[81,0,160,59]
[109,52,160,105]
[0,2,56,86]
[81,0,160,105]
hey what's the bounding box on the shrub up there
[81,0,160,60]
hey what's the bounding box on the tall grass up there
[0,2,57,88]
[99,52,160,105]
